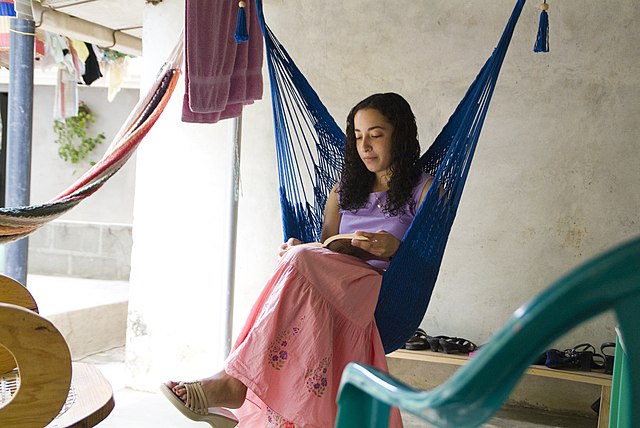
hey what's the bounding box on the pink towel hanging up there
[182,0,263,124]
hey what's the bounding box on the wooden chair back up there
[0,274,73,428]
[0,274,38,374]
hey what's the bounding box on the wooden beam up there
[32,1,142,57]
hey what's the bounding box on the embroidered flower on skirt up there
[266,407,297,428]
[304,356,331,397]
[268,323,302,370]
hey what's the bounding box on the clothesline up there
[0,0,132,117]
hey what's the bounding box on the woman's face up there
[354,108,394,181]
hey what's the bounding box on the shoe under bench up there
[387,348,612,428]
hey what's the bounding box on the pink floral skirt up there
[224,246,403,427]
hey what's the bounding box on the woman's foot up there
[165,370,247,409]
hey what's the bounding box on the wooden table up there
[1,362,114,428]
[46,362,115,428]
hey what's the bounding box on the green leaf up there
[53,102,105,165]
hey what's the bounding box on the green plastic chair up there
[336,236,640,428]
[609,330,631,427]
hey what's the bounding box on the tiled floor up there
[81,347,597,428]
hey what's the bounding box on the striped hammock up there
[0,38,182,244]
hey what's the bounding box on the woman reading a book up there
[163,93,433,427]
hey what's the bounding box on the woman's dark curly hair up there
[339,92,422,216]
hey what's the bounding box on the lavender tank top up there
[338,172,432,270]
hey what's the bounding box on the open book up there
[300,233,379,261]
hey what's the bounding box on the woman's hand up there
[350,230,400,259]
[279,237,302,257]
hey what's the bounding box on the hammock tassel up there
[533,1,549,53]
[235,1,249,43]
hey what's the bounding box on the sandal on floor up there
[544,343,605,371]
[403,328,431,350]
[573,343,605,371]
[601,342,616,374]
[439,337,477,354]
[427,335,449,352]
[160,382,239,428]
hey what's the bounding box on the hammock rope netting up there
[254,0,526,352]
[1,1,527,354]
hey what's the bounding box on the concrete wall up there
[126,0,640,413]
[29,221,132,280]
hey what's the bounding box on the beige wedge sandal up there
[160,382,238,428]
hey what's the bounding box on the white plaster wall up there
[125,0,274,390]
[128,0,640,394]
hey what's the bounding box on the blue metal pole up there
[5,17,35,286]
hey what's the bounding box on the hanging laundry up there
[53,68,78,121]
[43,33,80,78]
[39,31,63,70]
[93,47,129,102]
[70,39,89,63]
[66,40,85,78]
[82,42,102,85]
[105,56,127,102]
[44,33,79,120]
[182,0,263,123]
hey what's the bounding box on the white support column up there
[125,0,229,390]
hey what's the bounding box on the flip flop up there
[160,382,239,428]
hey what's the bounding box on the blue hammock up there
[255,0,526,353]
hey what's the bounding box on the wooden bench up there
[388,348,612,428]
